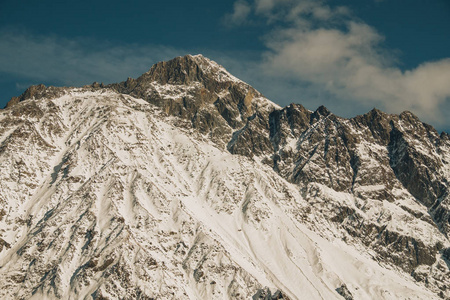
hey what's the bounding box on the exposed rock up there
[5,84,68,108]
[1,54,449,299]
[443,247,450,261]
[0,238,11,252]
[252,288,288,300]
[106,55,278,150]
[351,108,394,145]
[336,284,353,300]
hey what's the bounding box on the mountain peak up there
[104,55,279,144]
[139,54,240,86]
[1,54,450,299]
[5,84,69,108]
[315,105,330,116]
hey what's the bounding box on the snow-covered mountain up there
[0,54,449,299]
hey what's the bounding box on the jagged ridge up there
[1,54,449,299]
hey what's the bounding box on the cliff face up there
[1,55,449,299]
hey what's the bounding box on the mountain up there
[0,54,449,299]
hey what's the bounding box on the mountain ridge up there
[0,54,449,299]
[5,54,448,135]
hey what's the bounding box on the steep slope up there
[265,105,450,295]
[1,55,449,299]
[109,54,278,152]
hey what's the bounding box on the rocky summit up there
[0,54,449,299]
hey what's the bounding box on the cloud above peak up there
[223,0,252,26]
[227,0,450,127]
[226,0,350,25]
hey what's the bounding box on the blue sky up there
[1,0,449,132]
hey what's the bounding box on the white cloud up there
[254,0,277,14]
[262,20,450,123]
[252,0,349,24]
[227,0,450,128]
[223,0,252,26]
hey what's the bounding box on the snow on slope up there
[0,90,441,299]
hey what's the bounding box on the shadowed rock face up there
[352,108,393,145]
[388,113,447,206]
[2,54,450,298]
[336,284,353,300]
[264,103,450,231]
[263,101,450,282]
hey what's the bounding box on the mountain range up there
[0,54,449,299]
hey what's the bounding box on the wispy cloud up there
[223,0,252,26]
[226,0,450,128]
[251,0,349,24]
[0,30,184,87]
